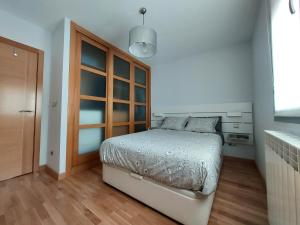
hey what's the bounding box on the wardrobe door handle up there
[19,110,33,113]
[289,0,296,14]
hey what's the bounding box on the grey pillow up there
[160,117,188,130]
[151,118,164,129]
[184,117,219,133]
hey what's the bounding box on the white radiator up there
[265,131,300,225]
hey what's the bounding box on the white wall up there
[0,9,51,166]
[0,9,72,173]
[151,42,253,109]
[151,42,255,159]
[47,18,70,173]
[252,0,300,179]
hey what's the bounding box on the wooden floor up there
[0,157,268,225]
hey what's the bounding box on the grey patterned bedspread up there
[100,129,223,195]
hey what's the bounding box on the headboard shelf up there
[151,102,254,146]
[152,112,252,124]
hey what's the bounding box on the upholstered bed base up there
[102,164,215,225]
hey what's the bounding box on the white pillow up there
[184,117,219,133]
[160,117,188,130]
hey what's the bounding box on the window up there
[271,0,300,117]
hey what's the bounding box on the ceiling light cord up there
[139,7,147,26]
[143,13,145,25]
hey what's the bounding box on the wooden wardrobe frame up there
[0,36,44,173]
[66,22,151,176]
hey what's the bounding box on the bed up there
[100,125,223,225]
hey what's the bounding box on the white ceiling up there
[0,0,259,65]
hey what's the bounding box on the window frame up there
[267,0,300,123]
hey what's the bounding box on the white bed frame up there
[103,164,215,225]
[103,102,253,225]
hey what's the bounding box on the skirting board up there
[103,164,215,225]
[71,159,100,175]
[40,165,66,180]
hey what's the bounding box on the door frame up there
[0,36,44,173]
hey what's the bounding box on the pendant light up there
[129,7,157,58]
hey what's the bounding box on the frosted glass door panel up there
[114,56,130,80]
[113,79,129,100]
[113,103,129,122]
[78,128,105,155]
[135,86,146,103]
[135,67,146,85]
[135,124,146,133]
[135,105,146,121]
[112,126,129,137]
[81,41,106,72]
[80,100,106,124]
[80,70,106,97]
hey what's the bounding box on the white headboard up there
[151,102,253,145]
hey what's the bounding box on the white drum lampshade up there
[129,8,157,58]
[129,25,157,58]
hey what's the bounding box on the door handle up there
[19,110,33,113]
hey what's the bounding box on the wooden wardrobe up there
[66,22,151,175]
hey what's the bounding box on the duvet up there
[100,129,222,195]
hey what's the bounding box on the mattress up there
[100,129,223,195]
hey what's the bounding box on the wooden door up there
[109,51,132,137]
[133,64,150,132]
[67,22,151,175]
[0,41,37,181]
[72,34,108,168]
[108,53,151,137]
